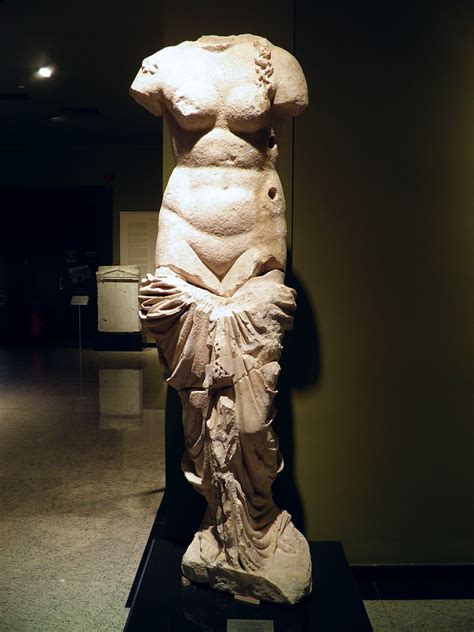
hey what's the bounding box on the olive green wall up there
[161,1,474,563]
[293,3,474,563]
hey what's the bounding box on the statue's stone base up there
[181,527,312,605]
[126,538,373,631]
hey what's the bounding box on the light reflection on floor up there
[0,347,165,632]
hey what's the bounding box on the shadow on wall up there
[272,263,321,535]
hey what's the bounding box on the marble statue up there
[130,33,310,605]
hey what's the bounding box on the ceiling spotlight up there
[37,66,53,78]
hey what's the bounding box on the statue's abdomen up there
[159,165,286,279]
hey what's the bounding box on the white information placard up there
[71,296,89,306]
[227,621,274,632]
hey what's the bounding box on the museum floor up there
[0,347,473,631]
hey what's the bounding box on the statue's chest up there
[163,50,272,132]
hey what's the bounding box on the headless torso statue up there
[131,34,311,604]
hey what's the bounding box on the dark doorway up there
[0,186,113,346]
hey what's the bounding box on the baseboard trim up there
[94,332,142,351]
[352,564,474,600]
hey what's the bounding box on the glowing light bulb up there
[38,67,53,78]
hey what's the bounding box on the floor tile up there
[364,600,394,631]
[0,348,165,631]
[383,599,474,631]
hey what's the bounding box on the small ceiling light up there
[50,115,67,123]
[38,66,53,78]
[17,84,25,89]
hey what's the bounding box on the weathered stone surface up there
[182,510,312,605]
[131,34,310,605]
[96,265,141,333]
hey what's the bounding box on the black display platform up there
[124,539,372,632]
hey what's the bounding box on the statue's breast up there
[225,84,270,133]
[164,82,217,131]
[163,48,272,134]
[168,82,270,133]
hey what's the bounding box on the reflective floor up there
[0,348,472,631]
[0,347,165,631]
